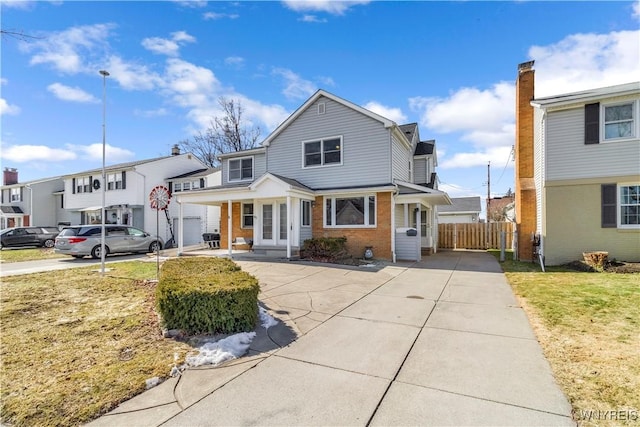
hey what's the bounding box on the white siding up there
[391,135,410,182]
[414,158,428,185]
[545,103,640,182]
[534,107,545,236]
[221,152,266,185]
[266,96,391,189]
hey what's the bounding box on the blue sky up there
[1,0,639,216]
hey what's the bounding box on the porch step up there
[251,245,300,258]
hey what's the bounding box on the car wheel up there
[91,245,109,259]
[43,239,55,248]
[149,241,162,253]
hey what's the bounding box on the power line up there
[495,145,514,185]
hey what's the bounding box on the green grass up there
[490,250,640,426]
[0,261,193,427]
[0,247,66,263]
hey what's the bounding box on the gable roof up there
[399,123,418,144]
[167,168,218,180]
[531,81,640,109]
[262,89,396,147]
[438,196,482,213]
[61,153,204,178]
[414,140,435,156]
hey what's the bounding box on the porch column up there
[227,199,232,257]
[416,203,421,262]
[178,201,183,256]
[286,195,291,259]
[391,193,396,263]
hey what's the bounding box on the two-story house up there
[60,147,220,246]
[1,168,64,229]
[174,90,451,261]
[515,61,640,265]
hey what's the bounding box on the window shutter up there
[20,187,23,202]
[601,184,617,228]
[585,103,600,145]
[122,171,126,189]
[72,178,76,194]
[1,190,4,204]
[89,176,93,192]
[200,178,205,188]
[168,182,173,194]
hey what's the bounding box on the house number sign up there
[149,185,171,210]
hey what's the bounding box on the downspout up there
[391,185,399,263]
[227,199,232,258]
[286,195,291,259]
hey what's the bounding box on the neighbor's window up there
[229,157,253,181]
[242,203,254,228]
[604,102,634,140]
[620,185,640,227]
[76,176,91,193]
[182,181,191,191]
[10,188,21,202]
[303,136,342,167]
[324,195,376,227]
[301,200,312,227]
[173,182,182,192]
[107,172,123,190]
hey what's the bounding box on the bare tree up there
[179,97,261,168]
[1,29,42,41]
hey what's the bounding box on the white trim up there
[323,194,377,228]
[241,202,254,229]
[227,156,254,183]
[617,182,640,229]
[601,100,638,144]
[301,200,312,227]
[218,147,266,159]
[301,135,344,169]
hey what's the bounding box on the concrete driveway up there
[89,250,575,426]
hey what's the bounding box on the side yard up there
[492,251,640,426]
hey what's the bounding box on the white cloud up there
[282,0,370,15]
[0,0,35,10]
[22,23,114,74]
[203,12,239,20]
[134,108,169,118]
[164,58,222,108]
[0,98,21,116]
[106,56,163,91]
[632,0,640,20]
[142,31,195,56]
[272,68,317,100]
[300,15,327,23]
[224,56,245,68]
[1,144,77,162]
[66,143,135,163]
[317,76,335,87]
[47,83,98,103]
[171,0,208,8]
[439,145,513,170]
[364,101,407,124]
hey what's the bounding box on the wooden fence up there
[438,222,515,250]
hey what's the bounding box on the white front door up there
[261,201,288,246]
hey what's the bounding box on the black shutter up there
[20,187,23,202]
[1,190,4,204]
[200,178,205,188]
[585,103,600,145]
[89,176,93,192]
[121,171,126,189]
[72,178,76,194]
[601,184,617,228]
[168,182,173,194]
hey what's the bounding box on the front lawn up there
[0,262,192,427]
[491,250,640,426]
[0,247,66,263]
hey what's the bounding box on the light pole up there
[99,69,110,276]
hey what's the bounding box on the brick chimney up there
[515,61,537,261]
[3,168,18,185]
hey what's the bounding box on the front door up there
[261,201,288,246]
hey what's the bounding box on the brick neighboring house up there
[175,90,451,261]
[515,60,640,264]
[487,195,515,222]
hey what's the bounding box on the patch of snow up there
[145,377,161,389]
[185,332,256,367]
[259,306,278,329]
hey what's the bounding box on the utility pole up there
[486,162,491,223]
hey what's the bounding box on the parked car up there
[54,225,163,259]
[0,226,60,249]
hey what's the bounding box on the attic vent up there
[318,102,326,115]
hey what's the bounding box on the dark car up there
[54,225,163,259]
[0,226,60,249]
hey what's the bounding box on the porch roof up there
[0,206,24,214]
[394,180,452,207]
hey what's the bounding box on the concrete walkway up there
[88,250,575,426]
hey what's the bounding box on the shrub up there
[156,257,259,334]
[300,237,349,263]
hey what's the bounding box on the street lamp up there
[99,69,110,275]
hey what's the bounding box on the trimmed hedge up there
[300,237,349,263]
[156,257,259,334]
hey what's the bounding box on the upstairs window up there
[173,182,182,192]
[107,172,124,190]
[303,136,342,168]
[76,177,91,193]
[604,102,634,141]
[229,157,253,181]
[10,188,21,202]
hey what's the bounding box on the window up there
[107,172,123,190]
[242,203,254,228]
[301,200,312,227]
[10,188,21,202]
[182,181,191,191]
[76,177,91,193]
[620,185,640,227]
[173,182,182,192]
[604,102,634,140]
[229,157,253,181]
[303,136,342,167]
[324,195,376,227]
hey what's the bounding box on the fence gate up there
[438,222,514,250]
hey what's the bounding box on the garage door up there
[173,218,202,246]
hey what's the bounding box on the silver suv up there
[55,225,163,259]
